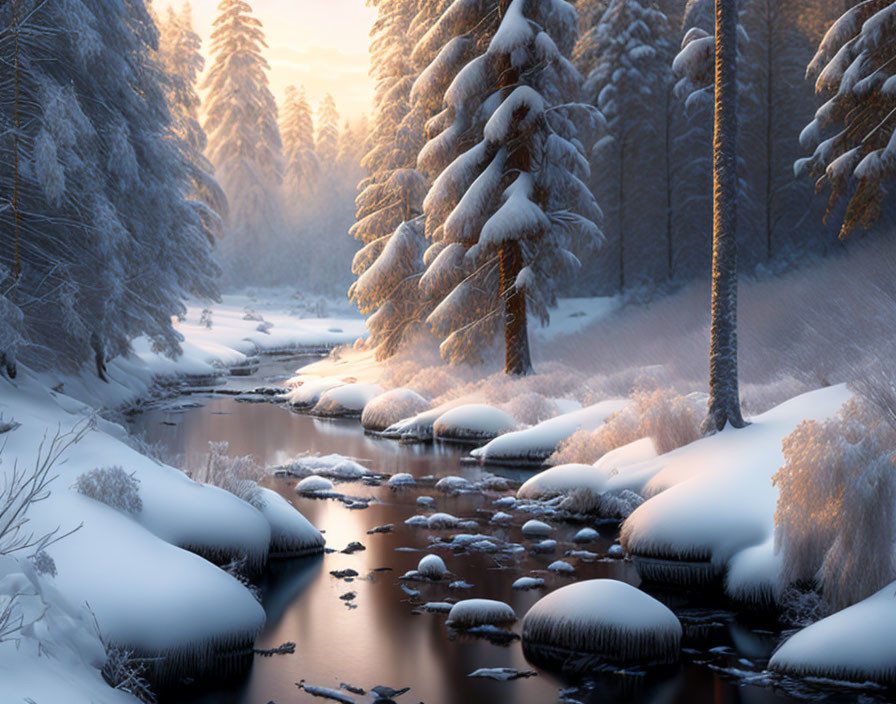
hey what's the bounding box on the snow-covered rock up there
[276,454,369,480]
[547,560,575,574]
[446,599,517,628]
[512,576,545,590]
[471,400,628,464]
[361,388,430,432]
[295,475,335,494]
[521,519,553,538]
[311,382,383,417]
[388,473,416,487]
[769,581,896,686]
[433,404,518,443]
[418,554,448,579]
[522,580,682,666]
[283,378,345,409]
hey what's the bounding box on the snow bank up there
[769,581,896,686]
[256,488,325,557]
[432,403,518,443]
[361,388,430,432]
[283,378,345,409]
[471,399,628,464]
[620,385,852,587]
[522,580,681,666]
[312,382,383,417]
[724,537,782,608]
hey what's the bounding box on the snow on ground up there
[619,385,853,590]
[471,400,628,464]
[769,580,896,686]
[0,291,353,702]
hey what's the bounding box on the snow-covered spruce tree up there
[202,0,282,252]
[348,0,432,359]
[0,0,219,375]
[417,0,602,374]
[280,84,320,200]
[315,93,340,169]
[796,0,896,238]
[575,0,675,289]
[157,2,227,240]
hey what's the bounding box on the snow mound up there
[361,388,430,432]
[311,382,383,417]
[769,581,896,686]
[418,554,448,579]
[620,386,852,587]
[256,488,325,557]
[295,475,334,494]
[472,400,628,464]
[433,404,518,442]
[388,473,416,487]
[446,598,517,628]
[517,439,658,516]
[522,580,682,666]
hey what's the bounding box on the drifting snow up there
[769,581,896,686]
[446,599,517,628]
[433,404,518,442]
[620,386,852,587]
[312,382,383,417]
[471,400,628,464]
[522,580,682,665]
[361,388,430,432]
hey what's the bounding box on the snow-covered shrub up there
[29,550,57,578]
[1,423,90,556]
[549,388,703,465]
[74,467,143,515]
[199,308,213,329]
[101,642,157,704]
[773,398,896,612]
[193,442,263,508]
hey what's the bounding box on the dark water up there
[128,355,873,704]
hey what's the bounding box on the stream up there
[127,353,870,704]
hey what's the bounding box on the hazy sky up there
[163,0,377,124]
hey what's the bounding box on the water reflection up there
[131,358,869,704]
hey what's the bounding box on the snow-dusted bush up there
[193,442,263,508]
[549,388,703,465]
[75,467,143,515]
[101,641,157,704]
[773,398,896,612]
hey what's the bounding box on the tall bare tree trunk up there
[500,239,532,375]
[12,0,21,280]
[704,0,746,432]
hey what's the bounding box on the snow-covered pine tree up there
[202,0,282,251]
[0,0,219,374]
[315,93,340,169]
[348,0,435,359]
[796,0,896,237]
[158,2,227,241]
[575,0,675,289]
[280,84,320,199]
[416,0,602,374]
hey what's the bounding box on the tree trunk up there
[618,138,626,292]
[704,0,746,433]
[500,239,532,375]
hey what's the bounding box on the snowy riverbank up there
[0,294,363,703]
